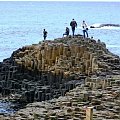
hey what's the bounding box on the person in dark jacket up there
[70,19,77,37]
[63,27,70,37]
[43,29,47,40]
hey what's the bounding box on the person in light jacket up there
[82,20,88,38]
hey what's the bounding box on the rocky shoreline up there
[0,34,120,119]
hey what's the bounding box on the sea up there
[0,1,120,114]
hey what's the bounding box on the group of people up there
[43,19,89,40]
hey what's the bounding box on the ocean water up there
[0,1,120,114]
[0,1,120,62]
[0,100,16,115]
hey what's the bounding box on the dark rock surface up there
[0,35,120,119]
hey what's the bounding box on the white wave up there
[107,45,120,48]
[91,23,101,28]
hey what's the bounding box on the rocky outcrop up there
[0,34,120,119]
[2,74,120,120]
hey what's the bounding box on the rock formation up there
[0,35,120,119]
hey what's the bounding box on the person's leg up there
[72,27,75,36]
[45,36,47,40]
[83,30,85,38]
[44,36,45,40]
[86,30,88,37]
[66,32,69,36]
[44,36,47,40]
[63,33,67,37]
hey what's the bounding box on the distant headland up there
[90,23,120,28]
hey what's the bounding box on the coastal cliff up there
[0,35,120,120]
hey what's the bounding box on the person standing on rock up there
[43,29,48,40]
[82,20,88,38]
[70,19,77,37]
